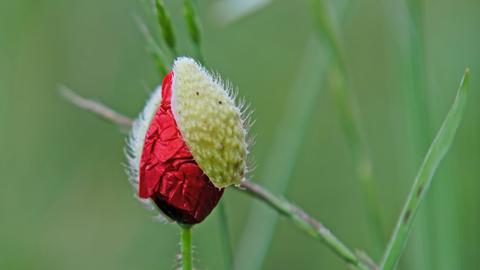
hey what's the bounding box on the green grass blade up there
[182,0,203,62]
[135,17,168,77]
[309,0,346,73]
[233,36,328,270]
[328,64,386,257]
[403,1,432,268]
[381,69,471,270]
[310,0,385,256]
[155,0,176,55]
[234,3,358,269]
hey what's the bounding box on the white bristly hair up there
[126,85,163,190]
[125,85,168,220]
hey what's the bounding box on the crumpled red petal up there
[139,71,224,224]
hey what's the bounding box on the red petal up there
[139,71,223,224]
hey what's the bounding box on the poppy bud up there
[127,57,248,224]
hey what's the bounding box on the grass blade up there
[182,0,203,62]
[309,0,346,72]
[381,69,471,270]
[154,0,176,55]
[310,0,385,256]
[135,16,169,77]
[328,66,386,256]
[233,36,328,270]
[403,0,432,268]
[234,2,357,269]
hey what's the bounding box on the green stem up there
[217,201,233,270]
[180,224,193,270]
[310,0,385,256]
[135,17,168,77]
[233,37,328,270]
[154,0,176,56]
[328,65,386,257]
[237,181,372,270]
[381,69,470,270]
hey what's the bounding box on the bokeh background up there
[1,0,479,269]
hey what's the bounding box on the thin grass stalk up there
[309,0,385,256]
[381,69,470,270]
[135,16,168,77]
[234,2,357,268]
[407,1,462,269]
[327,66,385,257]
[403,1,433,268]
[154,0,177,56]
[233,36,329,270]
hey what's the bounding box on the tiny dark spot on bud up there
[196,91,199,95]
[218,101,223,104]
[417,185,424,197]
[404,209,411,224]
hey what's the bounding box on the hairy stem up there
[180,225,193,270]
[59,87,133,127]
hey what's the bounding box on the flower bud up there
[127,57,248,224]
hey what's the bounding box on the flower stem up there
[381,69,470,270]
[180,224,193,270]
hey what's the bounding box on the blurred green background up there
[1,0,479,269]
